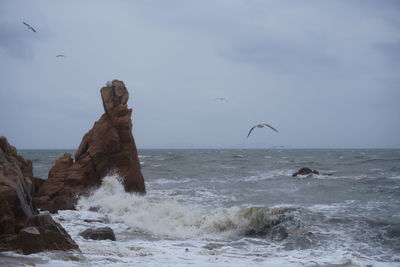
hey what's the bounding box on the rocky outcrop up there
[292,167,320,177]
[0,137,78,254]
[0,136,37,238]
[4,214,79,255]
[79,227,116,241]
[35,80,146,211]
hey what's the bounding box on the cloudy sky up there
[1,0,399,149]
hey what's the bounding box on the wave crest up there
[77,176,302,239]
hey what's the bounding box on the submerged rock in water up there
[292,167,320,177]
[239,207,298,239]
[35,80,146,211]
[79,227,116,241]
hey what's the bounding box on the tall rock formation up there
[35,80,146,211]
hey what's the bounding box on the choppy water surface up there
[5,149,400,266]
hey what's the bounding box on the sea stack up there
[35,80,146,211]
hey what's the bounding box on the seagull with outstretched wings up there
[56,54,66,58]
[23,22,36,32]
[247,123,279,138]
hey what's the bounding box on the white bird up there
[214,97,227,103]
[247,123,279,138]
[22,22,36,33]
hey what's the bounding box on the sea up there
[1,149,400,267]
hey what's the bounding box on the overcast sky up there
[1,0,399,149]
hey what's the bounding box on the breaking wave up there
[76,176,302,240]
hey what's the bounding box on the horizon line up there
[18,147,400,150]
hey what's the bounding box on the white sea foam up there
[77,176,244,239]
[150,164,162,167]
[274,160,291,164]
[138,155,152,158]
[243,170,294,182]
[293,173,337,180]
[309,202,353,214]
[220,165,238,169]
[16,149,399,267]
[76,176,298,240]
[149,177,192,184]
[10,176,391,267]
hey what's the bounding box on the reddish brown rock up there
[0,137,79,254]
[35,80,146,211]
[0,136,37,237]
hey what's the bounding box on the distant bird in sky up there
[56,54,67,58]
[214,97,227,103]
[247,123,279,138]
[22,22,36,33]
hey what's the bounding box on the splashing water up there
[77,175,299,240]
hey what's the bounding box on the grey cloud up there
[1,0,399,149]
[222,34,337,74]
[374,42,400,67]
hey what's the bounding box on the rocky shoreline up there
[0,80,145,255]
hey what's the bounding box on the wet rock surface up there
[7,214,79,255]
[79,227,116,241]
[292,167,320,177]
[0,136,37,238]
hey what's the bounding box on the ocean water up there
[2,149,400,266]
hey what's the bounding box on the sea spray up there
[17,148,400,266]
[76,176,300,240]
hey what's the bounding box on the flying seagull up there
[56,54,67,58]
[214,97,227,103]
[247,123,279,138]
[22,22,36,32]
